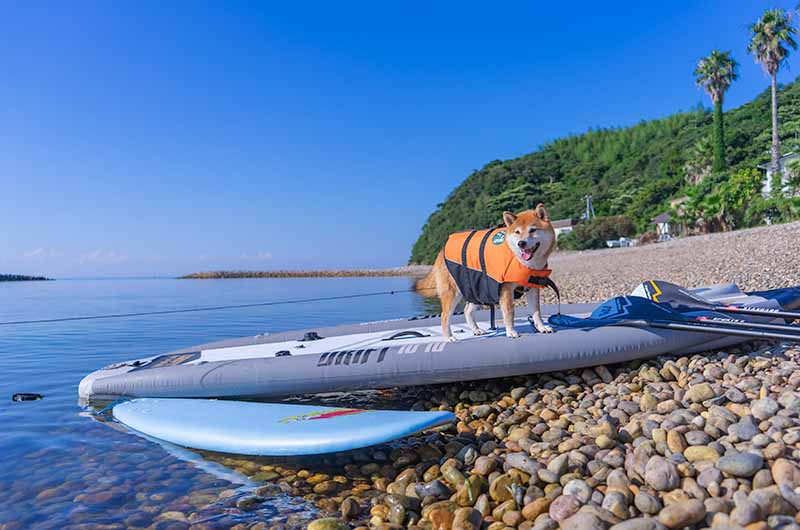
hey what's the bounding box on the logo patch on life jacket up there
[492,231,506,245]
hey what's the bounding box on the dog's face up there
[503,204,555,266]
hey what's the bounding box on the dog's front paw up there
[506,328,520,339]
[446,335,458,343]
[536,324,554,334]
[472,328,486,336]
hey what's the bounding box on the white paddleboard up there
[113,398,455,456]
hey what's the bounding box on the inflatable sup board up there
[112,398,455,456]
[79,282,800,402]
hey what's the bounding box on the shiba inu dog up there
[416,204,557,342]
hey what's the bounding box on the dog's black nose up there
[518,240,527,248]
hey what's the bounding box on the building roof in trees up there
[757,151,798,170]
[652,213,672,224]
[551,218,576,229]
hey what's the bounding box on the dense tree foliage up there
[409,77,800,264]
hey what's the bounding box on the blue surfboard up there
[112,398,455,456]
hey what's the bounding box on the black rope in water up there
[0,287,437,326]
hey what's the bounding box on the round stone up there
[506,452,540,476]
[472,456,497,476]
[657,499,706,529]
[684,445,720,463]
[452,508,482,530]
[729,499,762,526]
[696,467,723,488]
[728,416,760,441]
[596,434,615,449]
[716,452,764,478]
[562,480,592,504]
[666,431,687,454]
[489,474,514,502]
[610,518,669,530]
[685,431,712,446]
[522,498,552,521]
[751,398,779,420]
[753,469,774,489]
[634,491,662,515]
[546,454,569,476]
[560,512,604,530]
[644,456,680,491]
[307,518,350,530]
[341,498,361,520]
[772,458,800,488]
[685,383,715,403]
[548,495,581,523]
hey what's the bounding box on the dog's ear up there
[503,211,517,227]
[534,203,549,221]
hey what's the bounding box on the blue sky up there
[1,1,796,277]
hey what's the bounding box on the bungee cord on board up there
[0,287,437,326]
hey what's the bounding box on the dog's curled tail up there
[414,251,443,297]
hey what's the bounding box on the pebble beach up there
[547,221,800,304]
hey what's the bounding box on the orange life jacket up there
[443,227,554,306]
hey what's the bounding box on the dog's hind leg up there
[464,302,485,336]
[441,290,463,342]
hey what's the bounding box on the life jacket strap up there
[461,230,478,266]
[479,228,499,330]
[477,229,495,275]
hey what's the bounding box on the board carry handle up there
[382,331,431,340]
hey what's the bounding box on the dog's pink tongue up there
[521,249,533,261]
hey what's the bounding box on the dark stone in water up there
[11,393,43,402]
[125,511,154,527]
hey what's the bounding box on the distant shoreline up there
[179,266,432,279]
[0,274,52,282]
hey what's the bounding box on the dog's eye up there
[515,229,521,235]
[529,228,537,234]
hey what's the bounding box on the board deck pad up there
[113,398,456,456]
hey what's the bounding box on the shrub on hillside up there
[682,168,764,231]
[556,231,580,250]
[745,195,800,225]
[637,230,658,245]
[557,216,636,250]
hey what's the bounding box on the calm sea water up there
[0,277,431,529]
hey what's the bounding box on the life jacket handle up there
[528,276,561,315]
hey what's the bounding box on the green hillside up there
[410,77,800,264]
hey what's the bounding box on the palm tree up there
[748,8,798,174]
[694,50,739,173]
